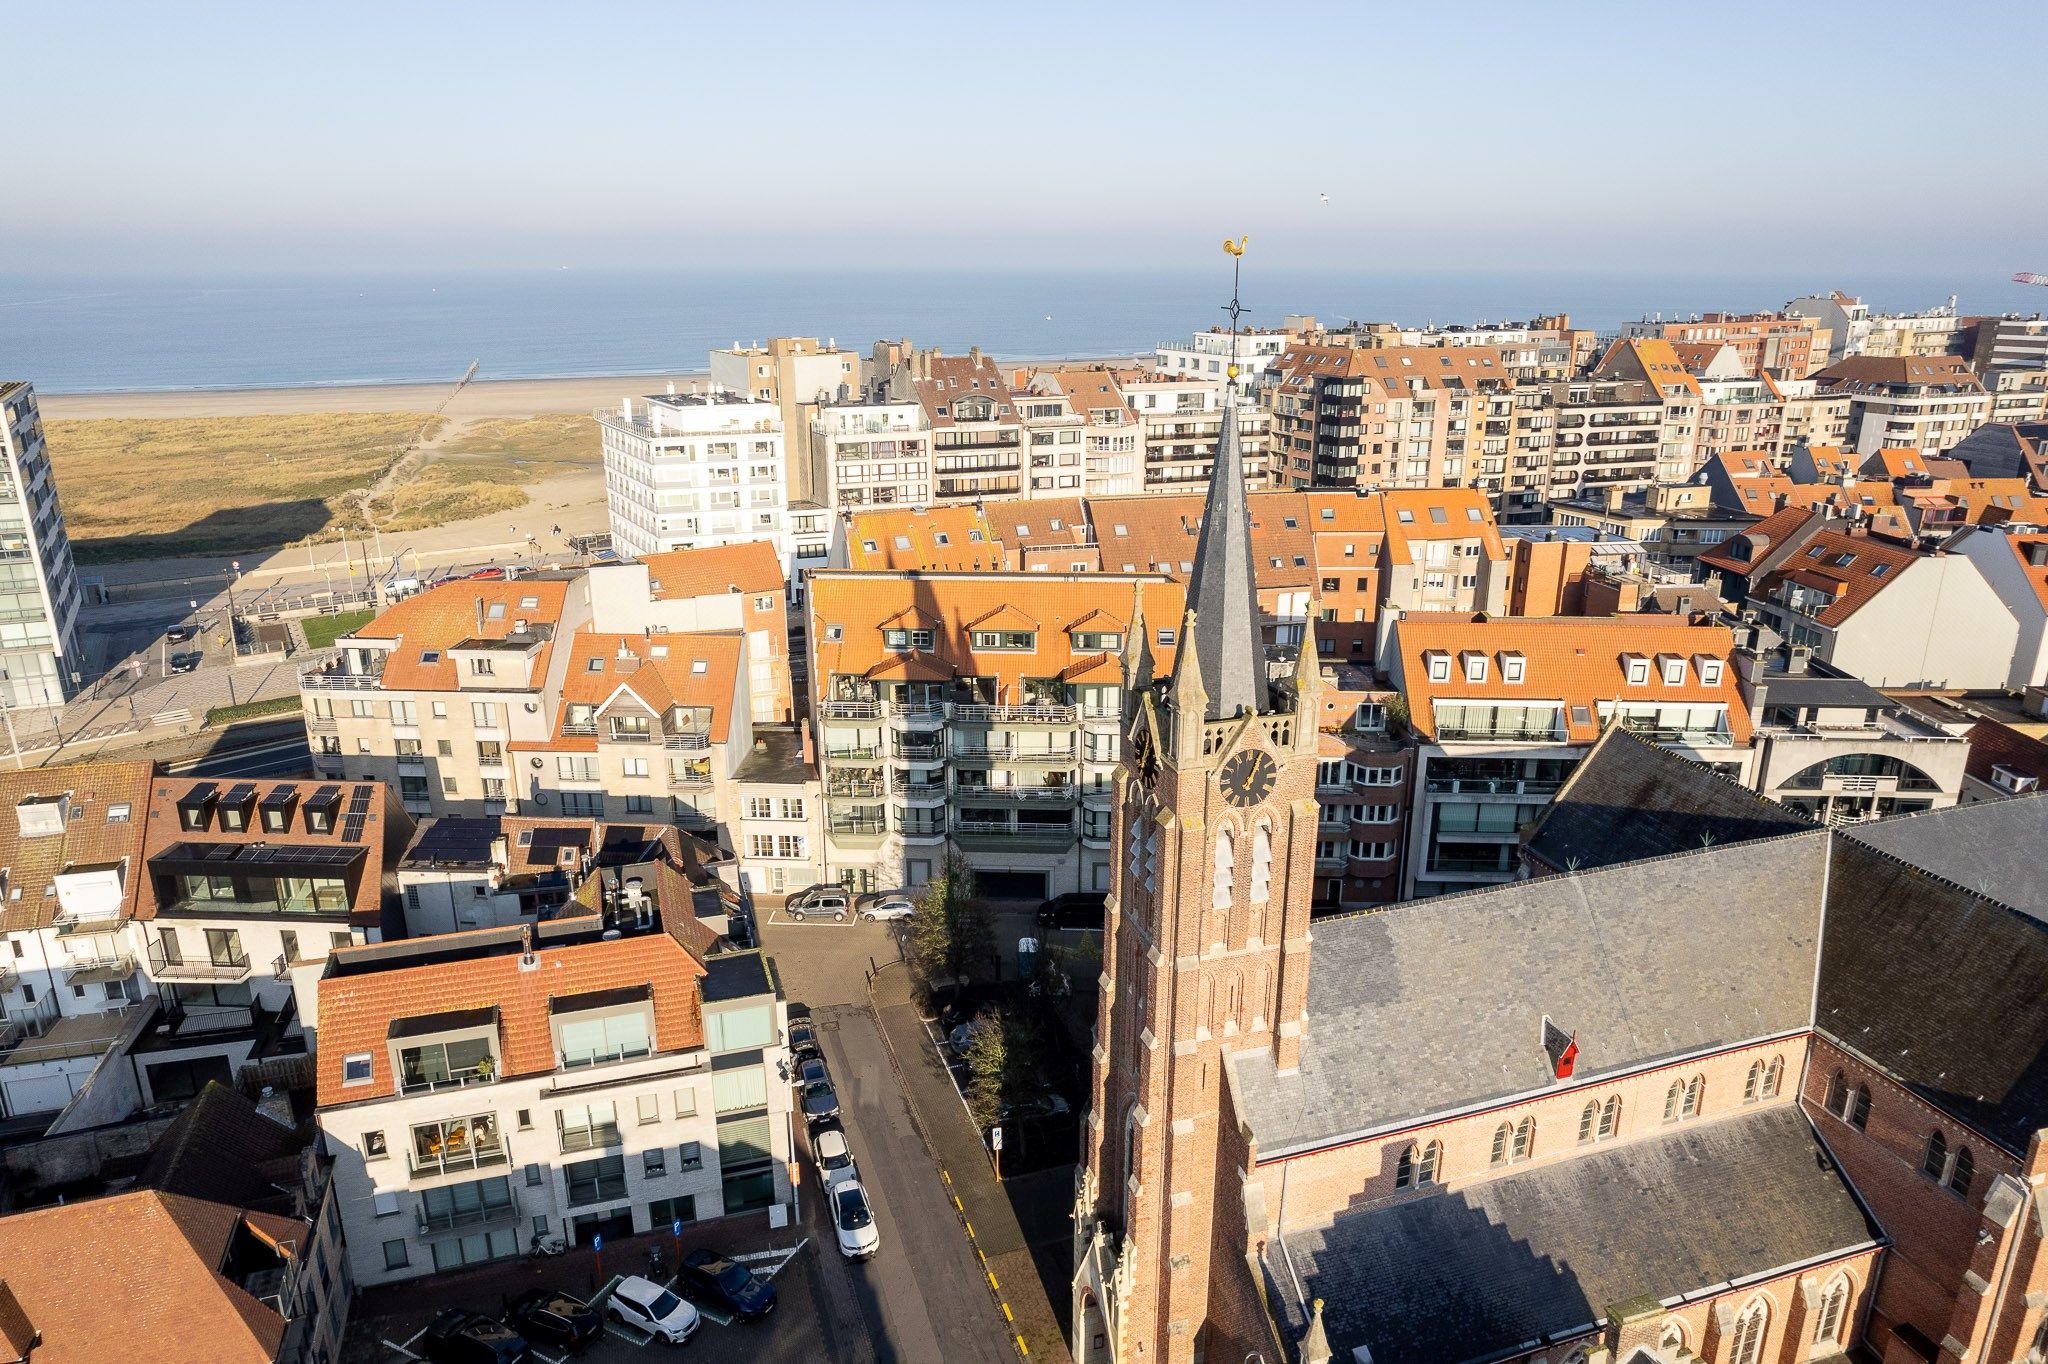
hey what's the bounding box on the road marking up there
[767,910,856,927]
[604,1322,654,1346]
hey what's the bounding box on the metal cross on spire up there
[1221,235,1249,399]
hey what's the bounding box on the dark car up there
[787,1019,820,1062]
[421,1309,531,1364]
[164,623,197,643]
[678,1247,777,1321]
[802,1077,840,1121]
[167,650,203,674]
[1036,891,1108,930]
[798,1056,829,1088]
[505,1289,600,1350]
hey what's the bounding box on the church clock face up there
[1218,748,1277,808]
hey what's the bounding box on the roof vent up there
[517,925,539,972]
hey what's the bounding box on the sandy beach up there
[35,371,713,421]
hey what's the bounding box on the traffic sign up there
[991,1126,1004,1151]
[591,1233,603,1252]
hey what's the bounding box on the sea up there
[3,267,2041,395]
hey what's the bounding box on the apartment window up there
[622,757,649,778]
[362,1130,387,1161]
[382,1240,409,1271]
[1462,653,1487,683]
[624,794,654,814]
[643,1148,666,1178]
[1500,653,1525,684]
[555,1008,651,1069]
[469,657,495,677]
[882,628,934,651]
[437,739,454,757]
[637,1093,660,1125]
[678,1140,704,1171]
[649,1195,697,1229]
[970,630,1035,651]
[1661,656,1686,685]
[674,1089,698,1118]
[556,1102,621,1153]
[471,702,497,727]
[1425,652,1451,683]
[563,1154,627,1207]
[712,1067,769,1115]
[342,1053,373,1086]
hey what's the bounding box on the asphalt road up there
[811,1002,1018,1364]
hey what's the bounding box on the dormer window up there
[1623,654,1650,686]
[551,986,655,1069]
[1500,652,1526,684]
[304,786,342,834]
[260,787,298,832]
[176,783,218,832]
[882,628,933,651]
[1695,656,1724,686]
[1660,654,1687,685]
[1425,651,1452,683]
[1462,651,1488,684]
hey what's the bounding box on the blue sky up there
[7,1,2046,275]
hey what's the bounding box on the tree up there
[906,847,994,994]
[963,1012,1008,1130]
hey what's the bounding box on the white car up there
[814,1126,860,1191]
[831,1181,881,1261]
[607,1274,701,1344]
[859,895,916,922]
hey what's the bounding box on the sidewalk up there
[868,966,1072,1362]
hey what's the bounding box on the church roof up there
[1173,398,1267,719]
[1524,727,1814,873]
[1274,1105,1881,1364]
[1230,834,1829,1154]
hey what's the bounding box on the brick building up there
[1074,380,2048,1363]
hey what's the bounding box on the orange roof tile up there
[1391,614,1750,744]
[358,578,571,692]
[555,630,743,743]
[0,759,158,933]
[844,505,1005,571]
[0,1190,293,1364]
[1379,488,1506,566]
[808,572,1184,702]
[641,540,784,601]
[316,930,705,1106]
[1756,531,1920,627]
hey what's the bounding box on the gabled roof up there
[1962,719,2048,788]
[1378,488,1505,566]
[356,578,571,692]
[1524,727,1815,873]
[844,505,1005,572]
[140,1081,302,1209]
[1821,799,2048,1152]
[1278,1105,1880,1364]
[0,1190,297,1364]
[0,760,158,933]
[964,603,1040,632]
[1754,531,1920,627]
[554,630,742,743]
[640,541,783,601]
[1229,833,1829,1152]
[1696,505,1819,576]
[316,929,706,1106]
[1816,354,1984,392]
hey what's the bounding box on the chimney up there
[754,737,767,754]
[969,345,983,368]
[620,397,632,420]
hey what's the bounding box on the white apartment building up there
[708,337,859,505]
[1049,370,1142,496]
[314,909,791,1284]
[811,400,932,510]
[1014,380,1091,499]
[599,390,792,573]
[1815,356,1994,455]
[1155,327,1293,382]
[1119,372,1272,490]
[0,382,85,711]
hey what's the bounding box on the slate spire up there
[1171,395,1267,720]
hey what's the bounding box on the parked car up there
[786,882,838,907]
[948,1017,990,1055]
[798,1056,830,1088]
[607,1274,700,1344]
[802,1077,841,1122]
[164,623,197,643]
[1001,1091,1073,1121]
[1036,891,1108,930]
[813,1123,859,1191]
[167,650,203,674]
[421,1309,531,1364]
[789,888,849,922]
[504,1289,600,1350]
[465,566,507,581]
[831,1181,881,1261]
[788,1020,820,1062]
[678,1248,778,1321]
[858,893,916,922]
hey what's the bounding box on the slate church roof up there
[1275,1105,1882,1364]
[1523,726,1814,873]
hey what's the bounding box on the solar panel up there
[347,786,373,815]
[222,783,258,804]
[261,784,299,808]
[342,813,367,843]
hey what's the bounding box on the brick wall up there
[1246,1035,1806,1238]
[1802,1034,2017,1357]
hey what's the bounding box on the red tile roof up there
[357,578,571,692]
[315,930,705,1106]
[554,630,744,744]
[0,1190,294,1364]
[0,760,158,933]
[641,541,784,601]
[1756,531,1920,627]
[1964,719,2048,787]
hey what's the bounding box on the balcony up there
[953,821,1076,851]
[953,743,1014,762]
[605,728,653,744]
[953,703,1077,724]
[299,659,385,691]
[417,1201,520,1237]
[663,730,711,750]
[828,819,888,845]
[409,1136,510,1178]
[1424,777,1562,798]
[1617,723,1734,748]
[1435,725,1566,743]
[557,1122,622,1154]
[1010,747,1078,765]
[955,786,1078,806]
[827,779,885,799]
[892,778,948,800]
[669,770,714,790]
[821,699,883,721]
[825,745,882,762]
[398,1067,496,1097]
[894,740,943,762]
[890,701,946,724]
[562,719,598,736]
[306,714,337,733]
[65,954,138,985]
[146,944,253,983]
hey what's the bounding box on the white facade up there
[811,401,932,511]
[1155,328,1292,382]
[599,392,792,572]
[1788,553,2019,689]
[0,383,84,711]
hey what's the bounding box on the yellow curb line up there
[938,1164,1033,1360]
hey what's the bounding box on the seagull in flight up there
[1319,192,1331,205]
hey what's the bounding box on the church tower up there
[1073,241,1323,1364]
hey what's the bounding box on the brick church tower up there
[1072,338,1324,1364]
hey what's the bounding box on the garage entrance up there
[974,870,1048,901]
